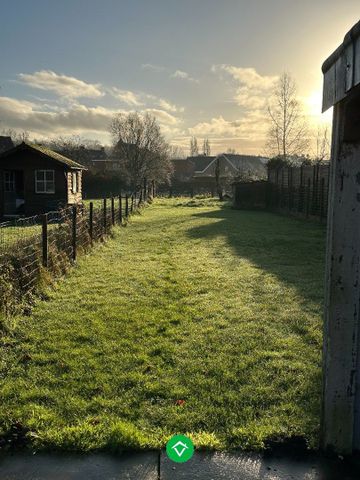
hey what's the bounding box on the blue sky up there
[0,0,359,154]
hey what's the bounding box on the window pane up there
[36,171,45,181]
[45,171,54,181]
[36,181,45,192]
[46,182,55,193]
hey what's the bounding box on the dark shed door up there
[3,170,24,215]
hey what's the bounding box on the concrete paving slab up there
[160,451,360,479]
[0,452,159,480]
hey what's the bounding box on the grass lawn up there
[0,198,325,452]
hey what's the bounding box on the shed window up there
[72,172,78,194]
[4,171,15,192]
[35,170,55,194]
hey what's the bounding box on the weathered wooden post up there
[42,214,48,267]
[103,198,107,234]
[125,194,129,218]
[111,197,115,226]
[89,202,93,245]
[322,20,360,454]
[119,194,122,224]
[72,205,77,262]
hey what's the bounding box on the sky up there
[0,0,359,155]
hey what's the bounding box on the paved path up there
[1,451,360,479]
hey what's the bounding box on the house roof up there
[193,153,267,177]
[322,19,360,111]
[0,142,86,170]
[188,155,216,171]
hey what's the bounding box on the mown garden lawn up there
[0,198,325,451]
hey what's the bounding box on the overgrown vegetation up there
[0,198,325,452]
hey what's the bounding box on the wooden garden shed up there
[322,19,360,454]
[0,142,86,217]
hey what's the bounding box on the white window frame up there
[72,172,78,194]
[35,170,55,194]
[4,171,15,192]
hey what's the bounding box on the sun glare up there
[305,90,333,125]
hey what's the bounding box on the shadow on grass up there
[186,205,326,303]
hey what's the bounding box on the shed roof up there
[0,142,86,170]
[322,19,360,112]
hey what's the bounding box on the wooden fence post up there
[125,195,129,217]
[144,178,147,201]
[42,213,48,267]
[89,202,93,245]
[72,205,77,262]
[320,177,325,222]
[119,195,122,223]
[298,166,304,213]
[103,198,107,233]
[111,197,115,226]
[306,178,311,218]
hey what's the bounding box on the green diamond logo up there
[166,434,194,463]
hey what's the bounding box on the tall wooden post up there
[111,197,115,226]
[72,205,77,262]
[125,195,129,217]
[119,195,122,224]
[322,20,360,454]
[89,202,93,245]
[103,198,107,233]
[42,214,48,267]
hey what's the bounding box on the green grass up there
[0,198,325,452]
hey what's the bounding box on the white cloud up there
[158,98,184,113]
[0,96,119,136]
[170,70,199,83]
[143,108,180,126]
[111,88,143,106]
[212,65,278,109]
[141,63,166,72]
[189,110,268,142]
[18,70,103,99]
[0,95,183,143]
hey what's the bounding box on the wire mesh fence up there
[0,188,150,317]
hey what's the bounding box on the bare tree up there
[190,136,199,156]
[1,128,29,145]
[266,72,309,161]
[110,112,172,189]
[43,135,103,165]
[314,125,331,163]
[203,138,211,156]
[169,145,186,159]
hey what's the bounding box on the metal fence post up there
[72,205,77,262]
[42,213,48,267]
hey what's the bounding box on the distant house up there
[0,142,86,217]
[171,153,267,192]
